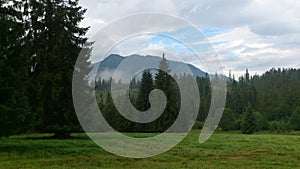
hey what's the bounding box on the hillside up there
[93,54,208,80]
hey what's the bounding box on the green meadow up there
[1,132,300,169]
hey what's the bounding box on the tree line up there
[220,68,300,133]
[96,67,300,134]
[96,55,182,132]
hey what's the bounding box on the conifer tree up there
[219,108,236,131]
[137,71,154,111]
[0,0,30,137]
[28,0,90,137]
[289,107,300,130]
[154,53,180,131]
[241,104,256,134]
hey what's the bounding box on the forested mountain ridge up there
[93,54,208,80]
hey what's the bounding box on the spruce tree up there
[196,75,211,122]
[0,0,30,137]
[154,53,180,131]
[241,104,256,134]
[219,108,236,131]
[289,107,300,130]
[137,71,154,111]
[28,0,90,137]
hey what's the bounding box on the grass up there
[0,132,300,169]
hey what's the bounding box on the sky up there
[79,0,300,77]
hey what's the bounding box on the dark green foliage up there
[241,104,256,134]
[101,92,120,130]
[97,66,300,133]
[0,1,30,137]
[192,121,204,129]
[136,71,154,111]
[154,54,180,131]
[289,107,300,130]
[101,91,138,132]
[219,108,236,131]
[252,68,299,122]
[268,120,288,132]
[27,0,90,136]
[196,75,211,122]
[226,82,243,115]
[225,68,300,132]
[98,55,181,132]
[253,112,268,131]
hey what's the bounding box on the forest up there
[0,0,90,138]
[96,62,300,134]
[1,0,300,139]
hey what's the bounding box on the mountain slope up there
[94,54,208,80]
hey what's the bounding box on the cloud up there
[87,14,190,63]
[80,18,106,37]
[78,0,300,77]
[207,26,299,77]
[79,0,300,37]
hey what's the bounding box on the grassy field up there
[0,132,300,169]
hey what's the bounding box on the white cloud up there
[80,18,106,37]
[78,0,300,77]
[207,26,299,77]
[244,43,273,49]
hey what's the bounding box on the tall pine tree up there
[137,71,154,111]
[154,53,180,131]
[0,0,30,137]
[241,104,256,134]
[28,0,90,137]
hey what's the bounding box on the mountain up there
[93,54,208,80]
